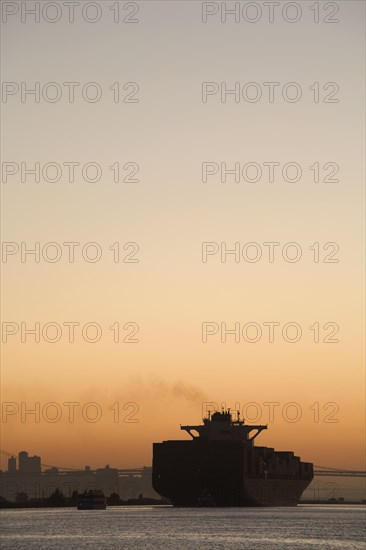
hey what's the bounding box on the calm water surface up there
[1,505,365,549]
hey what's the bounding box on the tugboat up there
[77,490,107,510]
[153,410,313,506]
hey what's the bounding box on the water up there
[1,505,365,549]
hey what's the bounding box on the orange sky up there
[1,1,365,474]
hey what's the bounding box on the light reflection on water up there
[1,505,365,549]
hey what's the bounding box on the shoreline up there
[2,501,365,510]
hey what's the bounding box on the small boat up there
[77,490,107,510]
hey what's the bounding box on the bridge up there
[314,466,365,478]
[2,449,365,478]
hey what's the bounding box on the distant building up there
[18,451,41,474]
[8,457,16,473]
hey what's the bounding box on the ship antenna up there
[237,410,240,421]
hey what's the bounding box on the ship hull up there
[153,440,313,507]
[153,477,311,507]
[162,479,311,507]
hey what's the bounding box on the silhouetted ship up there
[77,490,106,510]
[153,410,313,506]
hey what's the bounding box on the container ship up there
[77,490,107,510]
[152,410,313,506]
